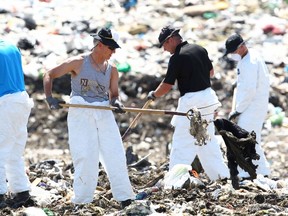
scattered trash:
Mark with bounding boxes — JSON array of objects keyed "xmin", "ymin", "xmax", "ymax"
[
  {"xmin": 20, "ymin": 207, "xmax": 47, "ymax": 216},
  {"xmin": 253, "ymin": 174, "xmax": 278, "ymax": 191},
  {"xmin": 117, "ymin": 62, "xmax": 131, "ymax": 73},
  {"xmin": 268, "ymin": 107, "xmax": 286, "ymax": 126},
  {"xmin": 135, "ymin": 187, "xmax": 159, "ymax": 200},
  {"xmin": 163, "ymin": 164, "xmax": 205, "ymax": 189},
  {"xmin": 1, "ymin": 0, "xmax": 287, "ymax": 215},
  {"xmin": 214, "ymin": 118, "xmax": 259, "ymax": 189},
  {"xmin": 189, "ymin": 108, "xmax": 210, "ymax": 146}
]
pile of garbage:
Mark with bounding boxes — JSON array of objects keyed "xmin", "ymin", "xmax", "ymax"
[
  {"xmin": 3, "ymin": 156, "xmax": 288, "ymax": 215},
  {"xmin": 1, "ymin": 0, "xmax": 288, "ymax": 215}
]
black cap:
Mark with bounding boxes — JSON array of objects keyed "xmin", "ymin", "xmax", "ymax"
[
  {"xmin": 158, "ymin": 26, "xmax": 180, "ymax": 48},
  {"xmin": 90, "ymin": 28, "xmax": 120, "ymax": 49},
  {"xmin": 224, "ymin": 33, "xmax": 246, "ymax": 56}
]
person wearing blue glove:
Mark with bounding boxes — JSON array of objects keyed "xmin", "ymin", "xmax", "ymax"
[
  {"xmin": 43, "ymin": 27, "xmax": 134, "ymax": 208},
  {"xmin": 0, "ymin": 39, "xmax": 34, "ymax": 208},
  {"xmin": 147, "ymin": 25, "xmax": 229, "ymax": 182},
  {"xmin": 224, "ymin": 33, "xmax": 271, "ymax": 178},
  {"xmin": 110, "ymin": 97, "xmax": 125, "ymax": 113},
  {"xmin": 45, "ymin": 95, "xmax": 64, "ymax": 110}
]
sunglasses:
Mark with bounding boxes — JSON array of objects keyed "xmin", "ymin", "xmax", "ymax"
[{"xmin": 108, "ymin": 46, "xmax": 116, "ymax": 51}]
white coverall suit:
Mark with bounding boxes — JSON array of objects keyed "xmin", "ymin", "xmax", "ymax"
[
  {"xmin": 0, "ymin": 92, "xmax": 34, "ymax": 194},
  {"xmin": 234, "ymin": 49, "xmax": 271, "ymax": 177},
  {"xmin": 170, "ymin": 87, "xmax": 229, "ymax": 181},
  {"xmin": 68, "ymin": 96, "xmax": 135, "ymax": 204}
]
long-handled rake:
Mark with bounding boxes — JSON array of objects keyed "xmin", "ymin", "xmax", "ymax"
[{"xmin": 60, "ymin": 103, "xmax": 213, "ymax": 145}]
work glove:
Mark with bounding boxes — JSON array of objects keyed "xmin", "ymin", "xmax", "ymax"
[
  {"xmin": 46, "ymin": 96, "xmax": 65, "ymax": 110},
  {"xmin": 111, "ymin": 98, "xmax": 126, "ymax": 114},
  {"xmin": 147, "ymin": 91, "xmax": 156, "ymax": 101},
  {"xmin": 228, "ymin": 111, "xmax": 241, "ymax": 121}
]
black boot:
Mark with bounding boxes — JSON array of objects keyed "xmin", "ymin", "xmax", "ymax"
[
  {"xmin": 0, "ymin": 194, "xmax": 7, "ymax": 208},
  {"xmin": 120, "ymin": 199, "xmax": 132, "ymax": 209},
  {"xmin": 8, "ymin": 191, "xmax": 31, "ymax": 209}
]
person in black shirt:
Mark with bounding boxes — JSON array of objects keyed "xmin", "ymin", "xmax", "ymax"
[{"xmin": 147, "ymin": 26, "xmax": 229, "ymax": 181}]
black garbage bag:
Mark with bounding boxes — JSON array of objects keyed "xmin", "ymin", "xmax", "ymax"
[{"xmin": 214, "ymin": 118, "xmax": 260, "ymax": 189}]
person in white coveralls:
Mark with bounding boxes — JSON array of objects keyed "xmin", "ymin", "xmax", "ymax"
[
  {"xmin": 147, "ymin": 25, "xmax": 230, "ymax": 181},
  {"xmin": 224, "ymin": 33, "xmax": 271, "ymax": 178}
]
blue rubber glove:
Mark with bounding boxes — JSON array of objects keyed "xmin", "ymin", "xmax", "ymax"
[
  {"xmin": 46, "ymin": 96, "xmax": 65, "ymax": 110},
  {"xmin": 111, "ymin": 98, "xmax": 126, "ymax": 114}
]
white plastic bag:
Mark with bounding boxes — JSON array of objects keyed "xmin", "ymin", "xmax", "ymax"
[{"xmin": 164, "ymin": 164, "xmax": 192, "ymax": 189}]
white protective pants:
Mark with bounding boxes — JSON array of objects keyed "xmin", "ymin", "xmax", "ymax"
[
  {"xmin": 68, "ymin": 97, "xmax": 135, "ymax": 204},
  {"xmin": 0, "ymin": 91, "xmax": 33, "ymax": 194},
  {"xmin": 235, "ymin": 49, "xmax": 271, "ymax": 177},
  {"xmin": 237, "ymin": 106, "xmax": 270, "ymax": 177},
  {"xmin": 170, "ymin": 88, "xmax": 229, "ymax": 181}
]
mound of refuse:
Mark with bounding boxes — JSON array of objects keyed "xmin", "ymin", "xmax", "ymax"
[{"xmin": 1, "ymin": 0, "xmax": 288, "ymax": 215}]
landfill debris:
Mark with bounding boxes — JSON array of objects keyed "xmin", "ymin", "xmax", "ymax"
[
  {"xmin": 189, "ymin": 107, "xmax": 210, "ymax": 145},
  {"xmin": 163, "ymin": 164, "xmax": 205, "ymax": 190},
  {"xmin": 1, "ymin": 0, "xmax": 288, "ymax": 215},
  {"xmin": 214, "ymin": 118, "xmax": 260, "ymax": 189},
  {"xmin": 268, "ymin": 106, "xmax": 286, "ymax": 126},
  {"xmin": 20, "ymin": 207, "xmax": 48, "ymax": 216},
  {"xmin": 135, "ymin": 187, "xmax": 159, "ymax": 200}
]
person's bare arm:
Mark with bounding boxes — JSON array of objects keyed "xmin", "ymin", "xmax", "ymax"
[
  {"xmin": 154, "ymin": 82, "xmax": 173, "ymax": 97},
  {"xmin": 210, "ymin": 68, "xmax": 214, "ymax": 78},
  {"xmin": 43, "ymin": 56, "xmax": 83, "ymax": 97},
  {"xmin": 109, "ymin": 66, "xmax": 126, "ymax": 113},
  {"xmin": 109, "ymin": 66, "xmax": 120, "ymax": 100}
]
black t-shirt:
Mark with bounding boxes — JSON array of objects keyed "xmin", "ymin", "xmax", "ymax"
[{"xmin": 163, "ymin": 41, "xmax": 213, "ymax": 96}]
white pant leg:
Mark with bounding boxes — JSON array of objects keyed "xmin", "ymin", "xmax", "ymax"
[
  {"xmin": 6, "ymin": 105, "xmax": 31, "ymax": 194},
  {"xmin": 170, "ymin": 110, "xmax": 229, "ymax": 181},
  {"xmin": 0, "ymin": 103, "xmax": 12, "ymax": 194},
  {"xmin": 253, "ymin": 144, "xmax": 270, "ymax": 176},
  {"xmin": 237, "ymin": 111, "xmax": 270, "ymax": 176},
  {"xmin": 169, "ymin": 118, "xmax": 197, "ymax": 171},
  {"xmin": 197, "ymin": 119, "xmax": 229, "ymax": 181},
  {"xmin": 68, "ymin": 108, "xmax": 100, "ymax": 204},
  {"xmin": 98, "ymin": 113, "xmax": 135, "ymax": 201},
  {"xmin": 0, "ymin": 93, "xmax": 32, "ymax": 194}
]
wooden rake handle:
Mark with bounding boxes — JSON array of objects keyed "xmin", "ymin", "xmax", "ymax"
[
  {"xmin": 128, "ymin": 99, "xmax": 153, "ymax": 129},
  {"xmin": 121, "ymin": 99, "xmax": 153, "ymax": 141},
  {"xmin": 59, "ymin": 103, "xmax": 188, "ymax": 116}
]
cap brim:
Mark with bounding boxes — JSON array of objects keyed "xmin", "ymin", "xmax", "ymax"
[
  {"xmin": 223, "ymin": 38, "xmax": 250, "ymax": 57},
  {"xmin": 101, "ymin": 38, "xmax": 120, "ymax": 49},
  {"xmin": 158, "ymin": 29, "xmax": 180, "ymax": 48},
  {"xmin": 158, "ymin": 42, "xmax": 165, "ymax": 48},
  {"xmin": 90, "ymin": 34, "xmax": 120, "ymax": 49}
]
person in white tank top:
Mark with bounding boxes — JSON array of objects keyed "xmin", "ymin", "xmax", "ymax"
[{"xmin": 43, "ymin": 27, "xmax": 135, "ymax": 208}]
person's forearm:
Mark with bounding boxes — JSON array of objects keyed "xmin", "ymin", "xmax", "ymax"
[
  {"xmin": 43, "ymin": 73, "xmax": 53, "ymax": 97},
  {"xmin": 210, "ymin": 68, "xmax": 214, "ymax": 78},
  {"xmin": 154, "ymin": 82, "xmax": 172, "ymax": 97}
]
